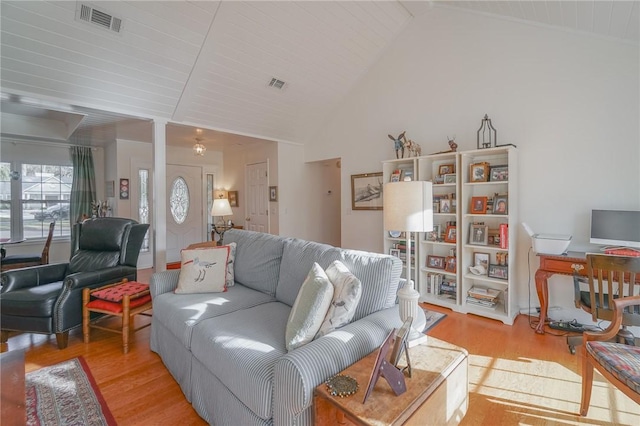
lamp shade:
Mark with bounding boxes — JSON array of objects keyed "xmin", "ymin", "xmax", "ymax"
[
  {"xmin": 383, "ymin": 181, "xmax": 433, "ymax": 232},
  {"xmin": 211, "ymin": 198, "xmax": 232, "ymax": 217}
]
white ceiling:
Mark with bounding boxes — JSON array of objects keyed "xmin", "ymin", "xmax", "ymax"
[{"xmin": 1, "ymin": 1, "xmax": 637, "ymax": 150}]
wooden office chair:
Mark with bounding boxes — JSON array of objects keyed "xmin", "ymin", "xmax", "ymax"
[
  {"xmin": 580, "ymin": 294, "xmax": 640, "ymax": 415},
  {"xmin": 1, "ymin": 222, "xmax": 55, "ymax": 272},
  {"xmin": 568, "ymin": 254, "xmax": 640, "ymax": 354}
]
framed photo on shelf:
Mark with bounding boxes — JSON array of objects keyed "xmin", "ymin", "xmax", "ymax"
[
  {"xmin": 488, "ymin": 229, "xmax": 501, "ymax": 246},
  {"xmin": 488, "ymin": 264, "xmax": 508, "ymax": 280},
  {"xmin": 390, "ymin": 170, "xmax": 402, "ymax": 182},
  {"xmin": 389, "ymin": 248, "xmax": 401, "ymax": 258},
  {"xmin": 444, "ymin": 225, "xmax": 457, "ymax": 243},
  {"xmin": 489, "ymin": 165, "xmax": 508, "ymax": 182},
  {"xmin": 438, "ymin": 164, "xmax": 455, "ymax": 175},
  {"xmin": 492, "ymin": 195, "xmax": 508, "ymax": 215},
  {"xmin": 469, "ymin": 162, "xmax": 490, "ymax": 182},
  {"xmin": 445, "ymin": 256, "xmax": 457, "ymax": 273},
  {"xmin": 427, "ymin": 255, "xmax": 446, "ymax": 270},
  {"xmin": 440, "ymin": 199, "xmax": 452, "ymax": 214},
  {"xmin": 469, "ymin": 223, "xmax": 489, "ymax": 245},
  {"xmin": 351, "ymin": 172, "xmax": 383, "ymax": 210},
  {"xmin": 470, "ymin": 196, "xmax": 488, "ymax": 214},
  {"xmin": 426, "ymin": 224, "xmax": 441, "ymax": 241},
  {"xmin": 473, "ymin": 252, "xmax": 490, "ymax": 270},
  {"xmin": 443, "ymin": 174, "xmax": 456, "ymax": 184}
]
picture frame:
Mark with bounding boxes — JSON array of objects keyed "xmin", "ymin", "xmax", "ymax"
[
  {"xmin": 390, "ymin": 170, "xmax": 402, "ymax": 182},
  {"xmin": 473, "ymin": 252, "xmax": 490, "ymax": 270},
  {"xmin": 469, "ymin": 223, "xmax": 489, "ymax": 245},
  {"xmin": 426, "ymin": 224, "xmax": 441, "ymax": 242},
  {"xmin": 443, "ymin": 173, "xmax": 456, "ymax": 184},
  {"xmin": 445, "ymin": 256, "xmax": 457, "ymax": 273},
  {"xmin": 438, "ymin": 164, "xmax": 455, "ymax": 175},
  {"xmin": 228, "ymin": 190, "xmax": 239, "ymax": 207},
  {"xmin": 488, "ymin": 264, "xmax": 508, "ymax": 280},
  {"xmin": 488, "ymin": 229, "xmax": 501, "ymax": 246},
  {"xmin": 351, "ymin": 172, "xmax": 383, "ymax": 210},
  {"xmin": 427, "ymin": 255, "xmax": 446, "ymax": 269},
  {"xmin": 489, "ymin": 165, "xmax": 508, "ymax": 182},
  {"xmin": 440, "ymin": 199, "xmax": 452, "ymax": 214},
  {"xmin": 390, "ymin": 316, "xmax": 413, "ymax": 367},
  {"xmin": 119, "ymin": 178, "xmax": 129, "ymax": 200},
  {"xmin": 444, "ymin": 225, "xmax": 457, "ymax": 243},
  {"xmin": 105, "ymin": 180, "xmax": 115, "ymax": 198},
  {"xmin": 492, "ymin": 195, "xmax": 508, "ymax": 214},
  {"xmin": 470, "ymin": 196, "xmax": 487, "ymax": 214},
  {"xmin": 469, "ymin": 162, "xmax": 490, "ymax": 182},
  {"xmin": 269, "ymin": 186, "xmax": 278, "ymax": 202},
  {"xmin": 389, "ymin": 248, "xmax": 401, "ymax": 258}
]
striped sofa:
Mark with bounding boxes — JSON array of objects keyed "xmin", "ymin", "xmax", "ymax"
[{"xmin": 149, "ymin": 229, "xmax": 404, "ymax": 426}]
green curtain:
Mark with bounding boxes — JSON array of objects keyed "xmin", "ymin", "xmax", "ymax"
[{"xmin": 70, "ymin": 146, "xmax": 96, "ymax": 226}]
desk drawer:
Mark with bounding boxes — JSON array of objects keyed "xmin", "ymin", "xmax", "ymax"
[{"xmin": 539, "ymin": 258, "xmax": 587, "ymax": 276}]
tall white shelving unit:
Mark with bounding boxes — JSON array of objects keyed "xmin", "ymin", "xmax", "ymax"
[{"xmin": 383, "ymin": 146, "xmax": 518, "ymax": 325}]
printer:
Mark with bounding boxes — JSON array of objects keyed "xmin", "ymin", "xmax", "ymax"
[{"xmin": 522, "ymin": 223, "xmax": 572, "ymax": 255}]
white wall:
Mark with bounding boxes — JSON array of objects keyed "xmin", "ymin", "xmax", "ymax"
[
  {"xmin": 305, "ymin": 158, "xmax": 341, "ymax": 246},
  {"xmin": 304, "ymin": 7, "xmax": 640, "ymax": 322}
]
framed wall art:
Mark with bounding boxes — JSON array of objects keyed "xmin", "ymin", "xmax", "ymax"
[
  {"xmin": 351, "ymin": 172, "xmax": 383, "ymax": 210},
  {"xmin": 269, "ymin": 186, "xmax": 278, "ymax": 202},
  {"xmin": 228, "ymin": 190, "xmax": 239, "ymax": 207}
]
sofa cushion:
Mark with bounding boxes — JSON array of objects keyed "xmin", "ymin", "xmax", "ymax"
[
  {"xmin": 316, "ymin": 260, "xmax": 362, "ymax": 338},
  {"xmin": 223, "ymin": 229, "xmax": 285, "ymax": 296},
  {"xmin": 225, "ymin": 242, "xmax": 237, "ymax": 287},
  {"xmin": 176, "ymin": 246, "xmax": 230, "ymax": 294},
  {"xmin": 335, "ymin": 249, "xmax": 402, "ymax": 321},
  {"xmin": 152, "ymin": 284, "xmax": 275, "ymax": 349},
  {"xmin": 285, "ymin": 263, "xmax": 334, "ymax": 351},
  {"xmin": 190, "ymin": 302, "xmax": 291, "ymax": 420},
  {"xmin": 276, "ymin": 238, "xmax": 339, "ymax": 306}
]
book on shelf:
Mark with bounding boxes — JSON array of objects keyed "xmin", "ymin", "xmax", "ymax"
[
  {"xmin": 468, "ymin": 286, "xmax": 500, "ymax": 301},
  {"xmin": 499, "ymin": 223, "xmax": 508, "ymax": 249},
  {"xmin": 390, "ymin": 169, "xmax": 401, "ymax": 182}
]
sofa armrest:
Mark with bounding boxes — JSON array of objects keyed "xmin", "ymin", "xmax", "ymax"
[
  {"xmin": 149, "ymin": 270, "xmax": 181, "ymax": 298},
  {"xmin": 273, "ymin": 306, "xmax": 402, "ymax": 425},
  {"xmin": 1, "ymin": 263, "xmax": 69, "ymax": 293}
]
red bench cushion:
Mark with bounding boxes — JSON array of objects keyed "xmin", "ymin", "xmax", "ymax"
[
  {"xmin": 86, "ymin": 294, "xmax": 152, "ymax": 313},
  {"xmin": 91, "ymin": 282, "xmax": 149, "ymax": 302}
]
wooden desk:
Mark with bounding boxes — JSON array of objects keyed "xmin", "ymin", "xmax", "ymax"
[
  {"xmin": 314, "ymin": 337, "xmax": 468, "ymax": 426},
  {"xmin": 534, "ymin": 251, "xmax": 587, "ymax": 334}
]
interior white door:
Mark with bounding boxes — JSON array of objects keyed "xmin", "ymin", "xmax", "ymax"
[
  {"xmin": 166, "ymin": 164, "xmax": 203, "ymax": 262},
  {"xmin": 245, "ymin": 162, "xmax": 269, "ymax": 233}
]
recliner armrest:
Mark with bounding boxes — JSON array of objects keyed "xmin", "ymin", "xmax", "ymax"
[
  {"xmin": 63, "ymin": 266, "xmax": 138, "ymax": 290},
  {"xmin": 1, "ymin": 263, "xmax": 69, "ymax": 293}
]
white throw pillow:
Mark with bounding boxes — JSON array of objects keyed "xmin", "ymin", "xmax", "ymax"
[
  {"xmin": 285, "ymin": 263, "xmax": 334, "ymax": 351},
  {"xmin": 316, "ymin": 260, "xmax": 363, "ymax": 338},
  {"xmin": 225, "ymin": 242, "xmax": 237, "ymax": 287},
  {"xmin": 176, "ymin": 246, "xmax": 230, "ymax": 294}
]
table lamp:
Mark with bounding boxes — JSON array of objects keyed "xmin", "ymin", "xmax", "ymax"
[
  {"xmin": 383, "ymin": 180, "xmax": 433, "ymax": 346},
  {"xmin": 211, "ymin": 196, "xmax": 233, "ymax": 245}
]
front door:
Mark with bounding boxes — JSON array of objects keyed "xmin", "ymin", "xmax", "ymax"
[
  {"xmin": 245, "ymin": 162, "xmax": 269, "ymax": 233},
  {"xmin": 166, "ymin": 164, "xmax": 203, "ymax": 262}
]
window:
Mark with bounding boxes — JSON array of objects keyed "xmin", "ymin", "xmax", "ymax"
[
  {"xmin": 170, "ymin": 177, "xmax": 189, "ymax": 224},
  {"xmin": 0, "ymin": 161, "xmax": 73, "ymax": 241},
  {"xmin": 139, "ymin": 168, "xmax": 150, "ymax": 252}
]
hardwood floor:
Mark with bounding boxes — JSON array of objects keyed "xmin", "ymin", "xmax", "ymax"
[{"xmin": 4, "ymin": 268, "xmax": 638, "ymax": 425}]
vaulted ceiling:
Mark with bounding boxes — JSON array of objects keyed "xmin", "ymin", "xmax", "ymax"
[{"xmin": 1, "ymin": 1, "xmax": 638, "ymax": 149}]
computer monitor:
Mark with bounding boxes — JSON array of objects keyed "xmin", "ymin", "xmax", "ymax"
[{"xmin": 590, "ymin": 209, "xmax": 640, "ymax": 249}]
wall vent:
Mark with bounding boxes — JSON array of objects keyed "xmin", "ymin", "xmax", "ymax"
[
  {"xmin": 76, "ymin": 3, "xmax": 123, "ymax": 34},
  {"xmin": 268, "ymin": 78, "xmax": 286, "ymax": 90}
]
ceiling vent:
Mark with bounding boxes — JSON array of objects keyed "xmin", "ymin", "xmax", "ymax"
[
  {"xmin": 76, "ymin": 3, "xmax": 123, "ymax": 33},
  {"xmin": 268, "ymin": 78, "xmax": 286, "ymax": 90}
]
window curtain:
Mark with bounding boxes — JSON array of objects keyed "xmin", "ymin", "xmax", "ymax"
[{"xmin": 70, "ymin": 146, "xmax": 96, "ymax": 226}]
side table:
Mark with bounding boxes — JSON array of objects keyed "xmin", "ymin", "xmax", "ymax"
[{"xmin": 314, "ymin": 337, "xmax": 468, "ymax": 426}]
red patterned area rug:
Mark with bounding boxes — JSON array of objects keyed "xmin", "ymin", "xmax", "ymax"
[{"xmin": 26, "ymin": 357, "xmax": 116, "ymax": 426}]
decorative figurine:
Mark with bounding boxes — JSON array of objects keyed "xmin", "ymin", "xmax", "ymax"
[
  {"xmin": 388, "ymin": 131, "xmax": 406, "ymax": 159},
  {"xmin": 405, "ymin": 139, "xmax": 422, "ymax": 157},
  {"xmin": 429, "ymin": 136, "xmax": 458, "ymax": 155}
]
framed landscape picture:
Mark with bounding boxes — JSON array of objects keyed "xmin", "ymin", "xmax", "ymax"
[{"xmin": 351, "ymin": 172, "xmax": 383, "ymax": 210}]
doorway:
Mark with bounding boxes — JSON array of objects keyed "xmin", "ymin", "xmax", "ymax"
[
  {"xmin": 166, "ymin": 164, "xmax": 203, "ymax": 262},
  {"xmin": 306, "ymin": 158, "xmax": 341, "ymax": 247},
  {"xmin": 245, "ymin": 162, "xmax": 269, "ymax": 233}
]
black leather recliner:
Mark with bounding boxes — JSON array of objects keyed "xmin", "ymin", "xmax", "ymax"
[{"xmin": 0, "ymin": 217, "xmax": 149, "ymax": 349}]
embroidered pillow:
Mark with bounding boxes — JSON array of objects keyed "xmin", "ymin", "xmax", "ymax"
[
  {"xmin": 316, "ymin": 260, "xmax": 363, "ymax": 338},
  {"xmin": 285, "ymin": 263, "xmax": 334, "ymax": 351},
  {"xmin": 176, "ymin": 246, "xmax": 230, "ymax": 294}
]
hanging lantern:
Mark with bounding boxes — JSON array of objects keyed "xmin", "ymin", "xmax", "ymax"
[{"xmin": 477, "ymin": 114, "xmax": 496, "ymax": 149}]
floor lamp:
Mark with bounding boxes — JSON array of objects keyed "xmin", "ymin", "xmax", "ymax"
[{"xmin": 383, "ymin": 181, "xmax": 433, "ymax": 347}]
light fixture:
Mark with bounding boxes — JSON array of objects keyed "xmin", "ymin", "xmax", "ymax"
[
  {"xmin": 477, "ymin": 114, "xmax": 496, "ymax": 149},
  {"xmin": 383, "ymin": 181, "xmax": 433, "ymax": 347},
  {"xmin": 211, "ymin": 192, "xmax": 233, "ymax": 245},
  {"xmin": 193, "ymin": 137, "xmax": 206, "ymax": 156}
]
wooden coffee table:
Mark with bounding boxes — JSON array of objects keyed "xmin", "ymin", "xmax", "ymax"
[{"xmin": 314, "ymin": 337, "xmax": 468, "ymax": 426}]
